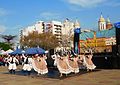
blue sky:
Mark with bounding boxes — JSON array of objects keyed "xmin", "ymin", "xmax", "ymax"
[{"xmin": 0, "ymin": 0, "xmax": 120, "ymax": 35}]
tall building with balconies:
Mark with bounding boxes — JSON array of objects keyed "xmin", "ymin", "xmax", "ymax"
[
  {"xmin": 22, "ymin": 21, "xmax": 45, "ymax": 36},
  {"xmin": 46, "ymin": 21, "xmax": 62, "ymax": 43},
  {"xmin": 62, "ymin": 19, "xmax": 74, "ymax": 36},
  {"xmin": 34, "ymin": 21, "xmax": 45, "ymax": 33},
  {"xmin": 22, "ymin": 25, "xmax": 35, "ymax": 36},
  {"xmin": 52, "ymin": 21, "xmax": 62, "ymax": 43}
]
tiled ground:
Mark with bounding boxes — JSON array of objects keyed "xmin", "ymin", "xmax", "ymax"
[{"xmin": 0, "ymin": 66, "xmax": 120, "ymax": 85}]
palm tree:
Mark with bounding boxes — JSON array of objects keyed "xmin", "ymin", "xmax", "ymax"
[{"xmin": 1, "ymin": 35, "xmax": 16, "ymax": 44}]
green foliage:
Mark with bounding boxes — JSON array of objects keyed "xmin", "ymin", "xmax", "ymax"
[
  {"xmin": 0, "ymin": 42, "xmax": 12, "ymax": 51},
  {"xmin": 0, "ymin": 34, "xmax": 16, "ymax": 50}
]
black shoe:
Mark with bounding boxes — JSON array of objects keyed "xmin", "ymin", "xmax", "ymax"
[
  {"xmin": 9, "ymin": 70, "xmax": 12, "ymax": 74},
  {"xmin": 13, "ymin": 70, "xmax": 15, "ymax": 74},
  {"xmin": 28, "ymin": 71, "xmax": 31, "ymax": 76}
]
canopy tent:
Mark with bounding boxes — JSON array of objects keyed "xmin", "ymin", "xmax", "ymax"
[
  {"xmin": 4, "ymin": 49, "xmax": 13, "ymax": 55},
  {"xmin": 0, "ymin": 50, "xmax": 5, "ymax": 55},
  {"xmin": 10, "ymin": 49, "xmax": 25, "ymax": 55},
  {"xmin": 25, "ymin": 47, "xmax": 45, "ymax": 55}
]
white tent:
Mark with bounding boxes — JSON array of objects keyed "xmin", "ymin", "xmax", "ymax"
[
  {"xmin": 0, "ymin": 50, "xmax": 5, "ymax": 55},
  {"xmin": 2, "ymin": 49, "xmax": 13, "ymax": 55}
]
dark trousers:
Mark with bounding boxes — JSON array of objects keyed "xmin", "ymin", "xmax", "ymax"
[{"xmin": 9, "ymin": 69, "xmax": 15, "ymax": 74}]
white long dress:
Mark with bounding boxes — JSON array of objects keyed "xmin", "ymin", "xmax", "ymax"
[
  {"xmin": 68, "ymin": 57, "xmax": 79, "ymax": 73},
  {"xmin": 32, "ymin": 56, "xmax": 48, "ymax": 75},
  {"xmin": 8, "ymin": 57, "xmax": 18, "ymax": 70},
  {"xmin": 22, "ymin": 57, "xmax": 33, "ymax": 71},
  {"xmin": 83, "ymin": 55, "xmax": 96, "ymax": 70},
  {"xmin": 57, "ymin": 56, "xmax": 71, "ymax": 74}
]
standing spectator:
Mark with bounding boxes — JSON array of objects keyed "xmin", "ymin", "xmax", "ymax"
[{"xmin": 0, "ymin": 56, "xmax": 4, "ymax": 66}]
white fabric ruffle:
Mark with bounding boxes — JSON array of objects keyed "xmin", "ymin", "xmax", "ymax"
[
  {"xmin": 22, "ymin": 64, "xmax": 32, "ymax": 71},
  {"xmin": 8, "ymin": 63, "xmax": 17, "ymax": 70}
]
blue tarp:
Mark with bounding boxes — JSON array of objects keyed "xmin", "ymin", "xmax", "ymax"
[
  {"xmin": 96, "ymin": 28, "xmax": 115, "ymax": 38},
  {"xmin": 80, "ymin": 31, "xmax": 94, "ymax": 40},
  {"xmin": 25, "ymin": 47, "xmax": 45, "ymax": 55},
  {"xmin": 80, "ymin": 27, "xmax": 115, "ymax": 40},
  {"xmin": 10, "ymin": 49, "xmax": 25, "ymax": 55}
]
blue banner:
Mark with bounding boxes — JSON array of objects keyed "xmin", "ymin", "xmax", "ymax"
[
  {"xmin": 74, "ymin": 28, "xmax": 81, "ymax": 34},
  {"xmin": 114, "ymin": 22, "xmax": 120, "ymax": 28}
]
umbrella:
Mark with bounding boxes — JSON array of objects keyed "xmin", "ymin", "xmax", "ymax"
[
  {"xmin": 10, "ymin": 49, "xmax": 25, "ymax": 55},
  {"xmin": 25, "ymin": 47, "xmax": 45, "ymax": 55}
]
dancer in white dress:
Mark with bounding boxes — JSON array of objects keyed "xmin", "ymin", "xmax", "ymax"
[
  {"xmin": 52, "ymin": 53, "xmax": 71, "ymax": 77},
  {"xmin": 68, "ymin": 55, "xmax": 79, "ymax": 74},
  {"xmin": 78, "ymin": 55, "xmax": 86, "ymax": 69},
  {"xmin": 22, "ymin": 55, "xmax": 33, "ymax": 75},
  {"xmin": 7, "ymin": 55, "xmax": 19, "ymax": 74},
  {"xmin": 81, "ymin": 49, "xmax": 96, "ymax": 71},
  {"xmin": 84, "ymin": 54, "xmax": 96, "ymax": 71},
  {"xmin": 32, "ymin": 54, "xmax": 48, "ymax": 75}
]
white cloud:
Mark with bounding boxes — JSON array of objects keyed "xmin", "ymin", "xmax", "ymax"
[
  {"xmin": 0, "ymin": 8, "xmax": 7, "ymax": 16},
  {"xmin": 40, "ymin": 12, "xmax": 62, "ymax": 20},
  {"xmin": 64, "ymin": 0, "xmax": 106, "ymax": 8},
  {"xmin": 0, "ymin": 25, "xmax": 6, "ymax": 33},
  {"xmin": 104, "ymin": 1, "xmax": 120, "ymax": 7},
  {"xmin": 62, "ymin": 0, "xmax": 120, "ymax": 9},
  {"xmin": 41, "ymin": 12, "xmax": 58, "ymax": 17}
]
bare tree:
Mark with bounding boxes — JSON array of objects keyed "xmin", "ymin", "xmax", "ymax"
[{"xmin": 20, "ymin": 31, "xmax": 59, "ymax": 50}]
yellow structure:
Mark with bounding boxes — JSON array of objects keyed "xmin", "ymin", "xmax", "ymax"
[{"xmin": 79, "ymin": 31, "xmax": 112, "ymax": 53}]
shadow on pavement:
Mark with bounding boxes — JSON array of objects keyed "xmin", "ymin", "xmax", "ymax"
[{"xmin": 4, "ymin": 68, "xmax": 101, "ymax": 80}]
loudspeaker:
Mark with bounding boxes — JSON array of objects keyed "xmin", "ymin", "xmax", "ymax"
[
  {"xmin": 74, "ymin": 28, "xmax": 81, "ymax": 54},
  {"xmin": 74, "ymin": 33, "xmax": 79, "ymax": 42},
  {"xmin": 112, "ymin": 45, "xmax": 117, "ymax": 55}
]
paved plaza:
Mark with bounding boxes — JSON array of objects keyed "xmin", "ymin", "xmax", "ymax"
[{"xmin": 0, "ymin": 66, "xmax": 120, "ymax": 85}]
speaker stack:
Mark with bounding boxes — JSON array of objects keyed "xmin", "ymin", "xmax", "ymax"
[
  {"xmin": 74, "ymin": 28, "xmax": 81, "ymax": 54},
  {"xmin": 114, "ymin": 22, "xmax": 120, "ymax": 68}
]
